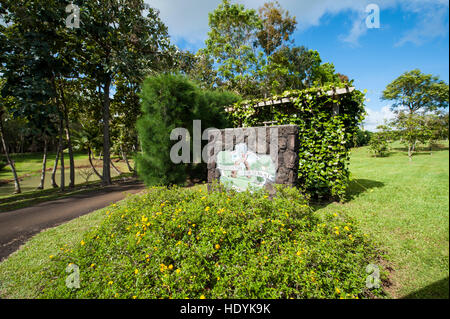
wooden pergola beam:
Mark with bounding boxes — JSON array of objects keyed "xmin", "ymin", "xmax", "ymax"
[{"xmin": 225, "ymin": 87, "xmax": 355, "ymax": 113}]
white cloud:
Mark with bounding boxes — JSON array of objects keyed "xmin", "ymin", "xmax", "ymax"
[
  {"xmin": 363, "ymin": 106, "xmax": 396, "ymax": 132},
  {"xmin": 395, "ymin": 3, "xmax": 449, "ymax": 46},
  {"xmin": 146, "ymin": 0, "xmax": 448, "ymax": 48}
]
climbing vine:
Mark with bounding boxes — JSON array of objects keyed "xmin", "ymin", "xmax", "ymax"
[{"xmin": 228, "ymin": 85, "xmax": 366, "ymax": 200}]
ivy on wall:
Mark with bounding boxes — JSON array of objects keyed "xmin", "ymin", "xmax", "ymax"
[{"xmin": 228, "ymin": 85, "xmax": 366, "ymax": 200}]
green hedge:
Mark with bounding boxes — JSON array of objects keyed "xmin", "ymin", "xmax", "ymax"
[
  {"xmin": 229, "ymin": 86, "xmax": 366, "ymax": 200},
  {"xmin": 39, "ymin": 185, "xmax": 383, "ymax": 299}
]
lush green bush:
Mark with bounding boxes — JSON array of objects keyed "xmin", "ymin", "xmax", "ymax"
[
  {"xmin": 368, "ymin": 133, "xmax": 390, "ymax": 157},
  {"xmin": 229, "ymin": 86, "xmax": 366, "ymax": 200},
  {"xmin": 136, "ymin": 74, "xmax": 239, "ymax": 187},
  {"xmin": 40, "ymin": 186, "xmax": 384, "ymax": 299}
]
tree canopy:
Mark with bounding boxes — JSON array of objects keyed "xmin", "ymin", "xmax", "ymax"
[{"xmin": 382, "ymin": 69, "xmax": 449, "ymax": 114}]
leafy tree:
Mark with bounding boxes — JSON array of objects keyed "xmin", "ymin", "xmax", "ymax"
[
  {"xmin": 205, "ymin": 0, "xmax": 262, "ymax": 97},
  {"xmin": 1, "ymin": 0, "xmax": 77, "ymax": 190},
  {"xmin": 262, "ymin": 47, "xmax": 317, "ymax": 95},
  {"xmin": 382, "ymin": 69, "xmax": 449, "ymax": 114},
  {"xmin": 368, "ymin": 125, "xmax": 391, "ymax": 157},
  {"xmin": 73, "ymin": 0, "xmax": 170, "ymax": 185},
  {"xmin": 256, "ymin": 1, "xmax": 296, "ymax": 56},
  {"xmin": 174, "ymin": 49, "xmax": 219, "ymax": 90},
  {"xmin": 392, "ymin": 112, "xmax": 432, "ymax": 160}
]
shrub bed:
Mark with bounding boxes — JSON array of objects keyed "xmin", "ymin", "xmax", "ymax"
[{"xmin": 40, "ymin": 186, "xmax": 384, "ymax": 299}]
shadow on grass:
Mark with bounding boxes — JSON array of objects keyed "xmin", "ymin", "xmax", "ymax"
[
  {"xmin": 402, "ymin": 277, "xmax": 449, "ymax": 299},
  {"xmin": 346, "ymin": 178, "xmax": 385, "ymax": 201},
  {"xmin": 311, "ymin": 178, "xmax": 385, "ymax": 209}
]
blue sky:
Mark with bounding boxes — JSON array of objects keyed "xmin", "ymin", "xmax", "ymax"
[{"xmin": 146, "ymin": 0, "xmax": 449, "ymax": 131}]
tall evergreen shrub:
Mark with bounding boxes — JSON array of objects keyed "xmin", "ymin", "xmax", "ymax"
[{"xmin": 136, "ymin": 74, "xmax": 239, "ymax": 186}]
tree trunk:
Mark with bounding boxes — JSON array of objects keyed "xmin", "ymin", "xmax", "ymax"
[
  {"xmin": 88, "ymin": 147, "xmax": 103, "ymax": 180},
  {"xmin": 51, "ymin": 142, "xmax": 60, "ymax": 188},
  {"xmin": 58, "ymin": 84, "xmax": 75, "ymax": 188},
  {"xmin": 408, "ymin": 145, "xmax": 413, "ymax": 161},
  {"xmin": 0, "ymin": 114, "xmax": 21, "ymax": 194},
  {"xmin": 59, "ymin": 115, "xmax": 65, "ymax": 191},
  {"xmin": 37, "ymin": 136, "xmax": 48, "ymax": 190},
  {"xmin": 110, "ymin": 159, "xmax": 122, "ymax": 175},
  {"xmin": 121, "ymin": 145, "xmax": 134, "ymax": 173},
  {"xmin": 102, "ymin": 76, "xmax": 112, "ymax": 185}
]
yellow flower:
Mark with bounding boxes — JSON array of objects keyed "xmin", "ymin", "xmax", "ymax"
[
  {"xmin": 176, "ymin": 269, "xmax": 181, "ymax": 274},
  {"xmin": 205, "ymin": 206, "xmax": 210, "ymax": 212},
  {"xmin": 335, "ymin": 287, "xmax": 341, "ymax": 294},
  {"xmin": 49, "ymin": 255, "xmax": 54, "ymax": 259},
  {"xmin": 134, "ymin": 269, "xmax": 139, "ymax": 275},
  {"xmin": 80, "ymin": 240, "xmax": 85, "ymax": 246},
  {"xmin": 168, "ymin": 264, "xmax": 173, "ymax": 270},
  {"xmin": 132, "ymin": 296, "xmax": 137, "ymax": 299},
  {"xmin": 344, "ymin": 226, "xmax": 350, "ymax": 231},
  {"xmin": 108, "ymin": 281, "xmax": 113, "ymax": 285},
  {"xmin": 90, "ymin": 263, "xmax": 95, "ymax": 268},
  {"xmin": 296, "ymin": 251, "xmax": 302, "ymax": 256},
  {"xmin": 215, "ymin": 244, "xmax": 220, "ymax": 250},
  {"xmin": 200, "ymin": 295, "xmax": 206, "ymax": 299},
  {"xmin": 335, "ymin": 230, "xmax": 340, "ymax": 235}
]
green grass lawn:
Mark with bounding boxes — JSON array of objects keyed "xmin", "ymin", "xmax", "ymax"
[
  {"xmin": 315, "ymin": 141, "xmax": 449, "ymax": 298},
  {"xmin": 0, "ymin": 152, "xmax": 88, "ymax": 180}
]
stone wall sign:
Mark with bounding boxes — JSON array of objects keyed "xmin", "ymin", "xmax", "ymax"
[{"xmin": 206, "ymin": 125, "xmax": 299, "ymax": 192}]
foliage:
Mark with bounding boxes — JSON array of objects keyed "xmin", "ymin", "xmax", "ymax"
[
  {"xmin": 205, "ymin": 0, "xmax": 262, "ymax": 97},
  {"xmin": 392, "ymin": 112, "xmax": 432, "ymax": 159},
  {"xmin": 202, "ymin": 0, "xmax": 347, "ymax": 99},
  {"xmin": 382, "ymin": 69, "xmax": 449, "ymax": 114},
  {"xmin": 353, "ymin": 128, "xmax": 373, "ymax": 147},
  {"xmin": 136, "ymin": 74, "xmax": 239, "ymax": 187},
  {"xmin": 229, "ymin": 86, "xmax": 366, "ymax": 200},
  {"xmin": 39, "ymin": 185, "xmax": 383, "ymax": 299},
  {"xmin": 368, "ymin": 133, "xmax": 389, "ymax": 157},
  {"xmin": 256, "ymin": 1, "xmax": 297, "ymax": 56}
]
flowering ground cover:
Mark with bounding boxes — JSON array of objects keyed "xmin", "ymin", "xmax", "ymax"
[{"xmin": 37, "ymin": 185, "xmax": 384, "ymax": 299}]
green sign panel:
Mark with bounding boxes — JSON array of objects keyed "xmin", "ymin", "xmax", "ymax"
[{"xmin": 216, "ymin": 143, "xmax": 276, "ymax": 192}]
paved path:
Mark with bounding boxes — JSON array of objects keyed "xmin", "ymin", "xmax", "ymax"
[{"xmin": 0, "ymin": 182, "xmax": 146, "ymax": 262}]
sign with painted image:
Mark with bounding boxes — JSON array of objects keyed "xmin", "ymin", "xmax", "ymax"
[{"xmin": 216, "ymin": 143, "xmax": 276, "ymax": 192}]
